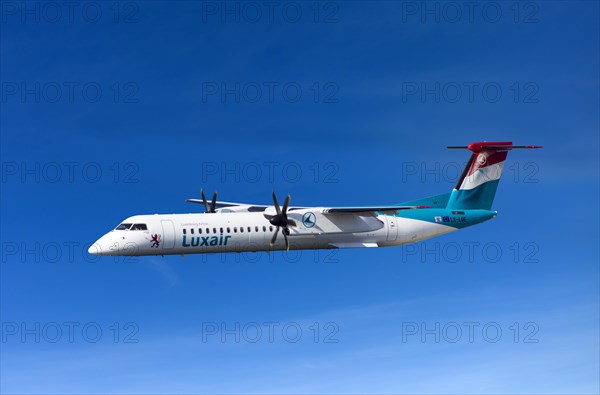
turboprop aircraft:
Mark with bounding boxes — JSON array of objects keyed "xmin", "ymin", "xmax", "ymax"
[{"xmin": 88, "ymin": 141, "xmax": 541, "ymax": 256}]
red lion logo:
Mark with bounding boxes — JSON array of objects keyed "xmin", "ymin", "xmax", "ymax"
[{"xmin": 150, "ymin": 234, "xmax": 161, "ymax": 248}]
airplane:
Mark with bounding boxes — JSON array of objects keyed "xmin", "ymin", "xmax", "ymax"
[{"xmin": 88, "ymin": 141, "xmax": 541, "ymax": 257}]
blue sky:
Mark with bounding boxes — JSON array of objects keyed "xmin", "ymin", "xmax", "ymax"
[{"xmin": 1, "ymin": 1, "xmax": 599, "ymax": 394}]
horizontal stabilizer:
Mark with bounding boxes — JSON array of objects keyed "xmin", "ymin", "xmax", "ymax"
[
  {"xmin": 448, "ymin": 142, "xmax": 542, "ymax": 152},
  {"xmin": 397, "ymin": 192, "xmax": 452, "ymax": 209}
]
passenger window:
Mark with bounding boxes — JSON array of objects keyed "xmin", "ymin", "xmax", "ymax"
[
  {"xmin": 262, "ymin": 226, "xmax": 266, "ymax": 232},
  {"xmin": 199, "ymin": 228, "xmax": 202, "ymax": 234},
  {"xmin": 213, "ymin": 228, "xmax": 217, "ymax": 234},
  {"xmin": 248, "ymin": 227, "xmax": 251, "ymax": 232},
  {"xmin": 183, "ymin": 228, "xmax": 187, "ymax": 235},
  {"xmin": 234, "ymin": 227, "xmax": 237, "ymax": 233},
  {"xmin": 269, "ymin": 226, "xmax": 273, "ymax": 232},
  {"xmin": 227, "ymin": 227, "xmax": 230, "ymax": 233},
  {"xmin": 206, "ymin": 228, "xmax": 210, "ymax": 234},
  {"xmin": 255, "ymin": 226, "xmax": 259, "ymax": 232},
  {"xmin": 220, "ymin": 227, "xmax": 223, "ymax": 234},
  {"xmin": 191, "ymin": 228, "xmax": 194, "ymax": 235}
]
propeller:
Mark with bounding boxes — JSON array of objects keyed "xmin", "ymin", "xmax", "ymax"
[
  {"xmin": 200, "ymin": 188, "xmax": 218, "ymax": 213},
  {"xmin": 264, "ymin": 191, "xmax": 296, "ymax": 250}
]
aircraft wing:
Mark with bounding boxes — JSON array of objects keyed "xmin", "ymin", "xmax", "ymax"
[
  {"xmin": 186, "ymin": 199, "xmax": 309, "ymax": 212},
  {"xmin": 185, "ymin": 199, "xmax": 245, "ymax": 208},
  {"xmin": 322, "ymin": 205, "xmax": 424, "ymax": 214},
  {"xmin": 187, "ymin": 199, "xmax": 427, "ymax": 214}
]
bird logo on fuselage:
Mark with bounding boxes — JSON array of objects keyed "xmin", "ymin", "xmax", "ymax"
[{"xmin": 302, "ymin": 212, "xmax": 316, "ymax": 228}]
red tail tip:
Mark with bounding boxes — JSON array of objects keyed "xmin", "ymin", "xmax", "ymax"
[{"xmin": 448, "ymin": 142, "xmax": 542, "ymax": 152}]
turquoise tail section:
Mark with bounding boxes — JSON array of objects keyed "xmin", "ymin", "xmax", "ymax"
[
  {"xmin": 396, "ymin": 142, "xmax": 541, "ymax": 211},
  {"xmin": 445, "ymin": 142, "xmax": 511, "ymax": 210},
  {"xmin": 446, "ymin": 179, "xmax": 501, "ymax": 210},
  {"xmin": 387, "ymin": 142, "xmax": 540, "ymax": 233}
]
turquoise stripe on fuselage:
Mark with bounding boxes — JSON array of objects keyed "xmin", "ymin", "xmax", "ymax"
[{"xmin": 380, "ymin": 208, "xmax": 497, "ymax": 229}]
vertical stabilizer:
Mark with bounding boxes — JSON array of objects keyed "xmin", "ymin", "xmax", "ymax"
[{"xmin": 446, "ymin": 142, "xmax": 541, "ymax": 210}]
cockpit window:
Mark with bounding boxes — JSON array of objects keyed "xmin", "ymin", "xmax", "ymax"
[
  {"xmin": 131, "ymin": 224, "xmax": 147, "ymax": 231},
  {"xmin": 115, "ymin": 223, "xmax": 133, "ymax": 230}
]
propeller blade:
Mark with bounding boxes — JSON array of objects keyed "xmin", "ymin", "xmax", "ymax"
[
  {"xmin": 270, "ymin": 227, "xmax": 279, "ymax": 247},
  {"xmin": 210, "ymin": 191, "xmax": 218, "ymax": 213},
  {"xmin": 287, "ymin": 219, "xmax": 297, "ymax": 227},
  {"xmin": 283, "ymin": 232, "xmax": 289, "ymax": 251},
  {"xmin": 272, "ymin": 190, "xmax": 281, "ymax": 215},
  {"xmin": 282, "ymin": 194, "xmax": 291, "ymax": 214},
  {"xmin": 200, "ymin": 188, "xmax": 210, "ymax": 213}
]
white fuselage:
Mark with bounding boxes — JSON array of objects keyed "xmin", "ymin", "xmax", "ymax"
[{"xmin": 89, "ymin": 208, "xmax": 458, "ymax": 256}]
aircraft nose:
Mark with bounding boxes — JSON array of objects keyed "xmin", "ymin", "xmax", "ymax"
[
  {"xmin": 88, "ymin": 234, "xmax": 111, "ymax": 256},
  {"xmin": 88, "ymin": 243, "xmax": 101, "ymax": 256},
  {"xmin": 87, "ymin": 233, "xmax": 140, "ymax": 256}
]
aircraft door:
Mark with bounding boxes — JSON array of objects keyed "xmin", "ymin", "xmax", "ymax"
[
  {"xmin": 160, "ymin": 220, "xmax": 176, "ymax": 249},
  {"xmin": 386, "ymin": 216, "xmax": 398, "ymax": 242}
]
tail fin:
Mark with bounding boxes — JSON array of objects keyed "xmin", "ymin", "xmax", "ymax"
[{"xmin": 446, "ymin": 142, "xmax": 541, "ymax": 210}]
